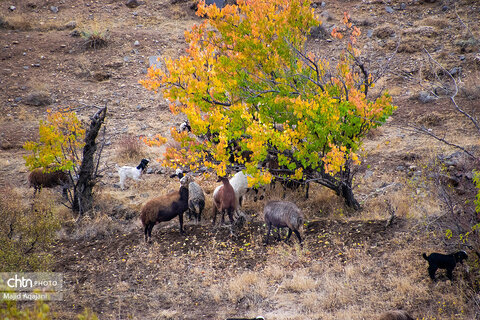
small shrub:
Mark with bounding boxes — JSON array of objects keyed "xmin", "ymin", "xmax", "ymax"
[
  {"xmin": 0, "ymin": 300, "xmax": 98, "ymax": 320},
  {"xmin": 116, "ymin": 134, "xmax": 145, "ymax": 161},
  {"xmin": 1, "ymin": 14, "xmax": 32, "ymax": 30},
  {"xmin": 0, "ymin": 299, "xmax": 53, "ymax": 319},
  {"xmin": 80, "ymin": 26, "xmax": 109, "ymax": 49},
  {"xmin": 0, "ymin": 187, "xmax": 60, "ymax": 272}
]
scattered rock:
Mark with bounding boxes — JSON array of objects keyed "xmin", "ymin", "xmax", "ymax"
[
  {"xmin": 364, "ymin": 170, "xmax": 374, "ymax": 179},
  {"xmin": 205, "ymin": 0, "xmax": 226, "ymax": 8},
  {"xmin": 311, "ymin": 1, "xmax": 325, "ymax": 8},
  {"xmin": 385, "ymin": 6, "xmax": 394, "ymax": 13},
  {"xmin": 125, "ymin": 0, "xmax": 140, "ymax": 8},
  {"xmin": 399, "ymin": 3, "xmax": 407, "ymax": 10},
  {"xmin": 134, "ymin": 40, "xmax": 140, "ymax": 46},
  {"xmin": 9, "ymin": 6, "xmax": 16, "ymax": 11},
  {"xmin": 309, "ymin": 25, "xmax": 328, "ymax": 39},
  {"xmin": 65, "ymin": 21, "xmax": 77, "ymax": 30},
  {"xmin": 70, "ymin": 30, "xmax": 81, "ymax": 37},
  {"xmin": 448, "ymin": 67, "xmax": 462, "ymax": 77},
  {"xmin": 438, "ymin": 151, "xmax": 465, "ymax": 168},
  {"xmin": 50, "ymin": 6, "xmax": 59, "ymax": 13},
  {"xmin": 146, "ymin": 165, "xmax": 166, "ymax": 174},
  {"xmin": 418, "ymin": 91, "xmax": 436, "ymax": 103},
  {"xmin": 24, "ymin": 91, "xmax": 52, "ymax": 106},
  {"xmin": 148, "ymin": 55, "xmax": 163, "ymax": 69}
]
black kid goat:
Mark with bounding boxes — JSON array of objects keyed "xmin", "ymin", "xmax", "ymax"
[{"xmin": 422, "ymin": 251, "xmax": 468, "ymax": 281}]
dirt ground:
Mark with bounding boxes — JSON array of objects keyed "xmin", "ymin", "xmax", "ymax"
[{"xmin": 1, "ymin": 0, "xmax": 480, "ymax": 319}]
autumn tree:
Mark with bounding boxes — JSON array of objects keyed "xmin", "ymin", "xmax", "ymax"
[
  {"xmin": 142, "ymin": 0, "xmax": 395, "ymax": 209},
  {"xmin": 24, "ymin": 107, "xmax": 107, "ymax": 215}
]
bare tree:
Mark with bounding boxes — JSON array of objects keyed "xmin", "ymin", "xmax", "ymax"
[{"xmin": 72, "ymin": 106, "xmax": 107, "ymax": 215}]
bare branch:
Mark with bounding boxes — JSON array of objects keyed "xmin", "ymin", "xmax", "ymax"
[
  {"xmin": 423, "ymin": 48, "xmax": 480, "ymax": 134},
  {"xmin": 400, "ymin": 123, "xmax": 478, "ymax": 161}
]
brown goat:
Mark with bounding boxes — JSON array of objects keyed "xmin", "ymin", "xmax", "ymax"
[
  {"xmin": 379, "ymin": 310, "xmax": 414, "ymax": 320},
  {"xmin": 28, "ymin": 168, "xmax": 70, "ymax": 197},
  {"xmin": 212, "ymin": 176, "xmax": 237, "ymax": 225},
  {"xmin": 140, "ymin": 180, "xmax": 189, "ymax": 243}
]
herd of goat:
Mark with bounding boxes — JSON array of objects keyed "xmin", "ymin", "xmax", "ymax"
[
  {"xmin": 139, "ymin": 165, "xmax": 305, "ymax": 246},
  {"xmin": 27, "ymin": 157, "xmax": 471, "ymax": 320}
]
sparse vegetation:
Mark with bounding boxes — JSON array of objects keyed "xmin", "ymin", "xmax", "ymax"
[
  {"xmin": 0, "ymin": 0, "xmax": 480, "ymax": 319},
  {"xmin": 0, "ymin": 187, "xmax": 60, "ymax": 272},
  {"xmin": 80, "ymin": 24, "xmax": 109, "ymax": 50},
  {"xmin": 116, "ymin": 134, "xmax": 145, "ymax": 161}
]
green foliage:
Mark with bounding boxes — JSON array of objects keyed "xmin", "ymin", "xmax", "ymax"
[
  {"xmin": 0, "ymin": 299, "xmax": 53, "ymax": 320},
  {"xmin": 23, "ymin": 109, "xmax": 85, "ymax": 173},
  {"xmin": 142, "ymin": 0, "xmax": 394, "ymax": 207},
  {"xmin": 473, "ymin": 170, "xmax": 480, "ymax": 213},
  {"xmin": 0, "ymin": 188, "xmax": 60, "ymax": 272},
  {"xmin": 77, "ymin": 308, "xmax": 99, "ymax": 320},
  {"xmin": 80, "ymin": 23, "xmax": 109, "ymax": 50},
  {"xmin": 0, "ymin": 300, "xmax": 98, "ymax": 320}
]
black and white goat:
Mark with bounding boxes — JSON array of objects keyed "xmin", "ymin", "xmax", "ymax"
[
  {"xmin": 115, "ymin": 158, "xmax": 149, "ymax": 190},
  {"xmin": 422, "ymin": 250, "xmax": 468, "ymax": 281}
]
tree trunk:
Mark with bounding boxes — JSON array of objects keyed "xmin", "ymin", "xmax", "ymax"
[
  {"xmin": 339, "ymin": 181, "xmax": 360, "ymax": 210},
  {"xmin": 73, "ymin": 107, "xmax": 107, "ymax": 215}
]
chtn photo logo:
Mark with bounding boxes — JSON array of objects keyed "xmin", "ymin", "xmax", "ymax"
[
  {"xmin": 7, "ymin": 274, "xmax": 33, "ymax": 288},
  {"xmin": 0, "ymin": 273, "xmax": 63, "ymax": 301}
]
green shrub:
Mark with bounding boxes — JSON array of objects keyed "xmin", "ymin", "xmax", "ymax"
[
  {"xmin": 0, "ymin": 299, "xmax": 53, "ymax": 319},
  {"xmin": 0, "ymin": 300, "xmax": 98, "ymax": 320},
  {"xmin": 0, "ymin": 188, "xmax": 60, "ymax": 272}
]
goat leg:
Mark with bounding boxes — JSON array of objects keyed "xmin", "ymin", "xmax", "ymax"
[
  {"xmin": 179, "ymin": 213, "xmax": 185, "ymax": 234},
  {"xmin": 285, "ymin": 228, "xmax": 293, "ymax": 242},
  {"xmin": 266, "ymin": 223, "xmax": 272, "ymax": 245}
]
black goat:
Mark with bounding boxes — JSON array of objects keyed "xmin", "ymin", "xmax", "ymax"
[{"xmin": 422, "ymin": 251, "xmax": 468, "ymax": 281}]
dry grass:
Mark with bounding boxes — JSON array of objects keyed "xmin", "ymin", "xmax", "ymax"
[
  {"xmin": 281, "ymin": 269, "xmax": 318, "ymax": 292},
  {"xmin": 415, "ymin": 17, "xmax": 451, "ymax": 30},
  {"xmin": 228, "ymin": 271, "xmax": 268, "ymax": 303},
  {"xmin": 1, "ymin": 14, "xmax": 74, "ymax": 31},
  {"xmin": 115, "ymin": 134, "xmax": 146, "ymax": 162},
  {"xmin": 1, "ymin": 14, "xmax": 32, "ymax": 30},
  {"xmin": 1, "ymin": 0, "xmax": 480, "ymax": 319}
]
